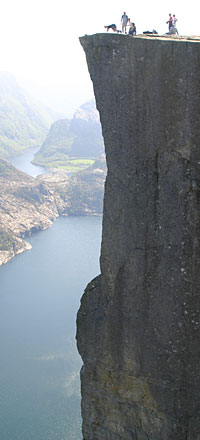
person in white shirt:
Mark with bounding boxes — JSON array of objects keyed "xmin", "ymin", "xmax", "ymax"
[
  {"xmin": 172, "ymin": 14, "xmax": 178, "ymax": 34},
  {"xmin": 172, "ymin": 14, "xmax": 178, "ymax": 27},
  {"xmin": 121, "ymin": 12, "xmax": 128, "ymax": 33}
]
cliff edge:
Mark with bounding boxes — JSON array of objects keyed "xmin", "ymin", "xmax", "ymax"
[{"xmin": 77, "ymin": 34, "xmax": 200, "ymax": 439}]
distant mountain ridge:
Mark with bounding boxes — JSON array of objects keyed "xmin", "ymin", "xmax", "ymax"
[
  {"xmin": 0, "ymin": 72, "xmax": 53, "ymax": 158},
  {"xmin": 33, "ymin": 100, "xmax": 104, "ymax": 170},
  {"xmin": 0, "ymin": 73, "xmax": 104, "ymax": 170}
]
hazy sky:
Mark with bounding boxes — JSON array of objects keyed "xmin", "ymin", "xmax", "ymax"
[{"xmin": 0, "ymin": 0, "xmax": 199, "ymax": 113}]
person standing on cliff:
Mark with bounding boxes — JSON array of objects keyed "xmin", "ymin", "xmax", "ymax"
[
  {"xmin": 172, "ymin": 14, "xmax": 178, "ymax": 28},
  {"xmin": 121, "ymin": 12, "xmax": 128, "ymax": 33},
  {"xmin": 166, "ymin": 13, "xmax": 173, "ymax": 32}
]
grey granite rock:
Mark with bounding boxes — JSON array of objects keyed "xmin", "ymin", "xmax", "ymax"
[{"xmin": 77, "ymin": 34, "xmax": 200, "ymax": 439}]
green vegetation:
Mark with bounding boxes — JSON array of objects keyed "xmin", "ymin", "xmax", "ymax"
[
  {"xmin": 60, "ymin": 159, "xmax": 94, "ymax": 172},
  {"xmin": 33, "ymin": 149, "xmax": 101, "ymax": 172},
  {"xmin": 0, "ymin": 228, "xmax": 16, "ymax": 251}
]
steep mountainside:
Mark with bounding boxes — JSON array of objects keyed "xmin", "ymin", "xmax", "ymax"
[
  {"xmin": 65, "ymin": 156, "xmax": 106, "ymax": 215},
  {"xmin": 0, "ymin": 157, "xmax": 106, "ymax": 265},
  {"xmin": 0, "ymin": 72, "xmax": 53, "ymax": 158},
  {"xmin": 0, "ymin": 159, "xmax": 65, "ymax": 264},
  {"xmin": 70, "ymin": 100, "xmax": 104, "ymax": 157},
  {"xmin": 33, "ymin": 100, "xmax": 104, "ymax": 170},
  {"xmin": 32, "ymin": 118, "xmax": 73, "ymax": 168},
  {"xmin": 77, "ymin": 34, "xmax": 200, "ymax": 440}
]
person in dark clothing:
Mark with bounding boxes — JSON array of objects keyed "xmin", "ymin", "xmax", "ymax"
[
  {"xmin": 104, "ymin": 24, "xmax": 122, "ymax": 33},
  {"xmin": 143, "ymin": 29, "xmax": 158, "ymax": 34},
  {"xmin": 129, "ymin": 23, "xmax": 136, "ymax": 36},
  {"xmin": 104, "ymin": 24, "xmax": 117, "ymax": 32}
]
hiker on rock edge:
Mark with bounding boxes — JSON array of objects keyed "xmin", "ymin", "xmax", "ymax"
[
  {"xmin": 121, "ymin": 12, "xmax": 128, "ymax": 33},
  {"xmin": 166, "ymin": 13, "xmax": 173, "ymax": 31}
]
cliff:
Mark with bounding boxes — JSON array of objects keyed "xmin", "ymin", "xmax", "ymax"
[{"xmin": 77, "ymin": 34, "xmax": 200, "ymax": 439}]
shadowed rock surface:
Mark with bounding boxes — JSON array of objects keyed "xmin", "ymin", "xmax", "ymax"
[{"xmin": 77, "ymin": 34, "xmax": 200, "ymax": 439}]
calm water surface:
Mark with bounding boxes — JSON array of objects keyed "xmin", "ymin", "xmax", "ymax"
[
  {"xmin": 0, "ymin": 215, "xmax": 102, "ymax": 440},
  {"xmin": 9, "ymin": 147, "xmax": 47, "ymax": 177}
]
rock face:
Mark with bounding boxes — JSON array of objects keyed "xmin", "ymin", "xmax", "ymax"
[
  {"xmin": 77, "ymin": 34, "xmax": 200, "ymax": 439},
  {"xmin": 0, "ymin": 159, "xmax": 66, "ymax": 265}
]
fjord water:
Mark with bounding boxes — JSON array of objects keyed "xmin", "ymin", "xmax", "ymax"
[
  {"xmin": 0, "ymin": 148, "xmax": 102, "ymax": 439},
  {"xmin": 9, "ymin": 147, "xmax": 47, "ymax": 177},
  {"xmin": 0, "ymin": 216, "xmax": 102, "ymax": 440}
]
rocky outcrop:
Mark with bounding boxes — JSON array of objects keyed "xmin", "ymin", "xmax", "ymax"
[
  {"xmin": 37, "ymin": 156, "xmax": 106, "ymax": 216},
  {"xmin": 0, "ymin": 159, "xmax": 66, "ymax": 265},
  {"xmin": 66, "ymin": 156, "xmax": 106, "ymax": 215},
  {"xmin": 77, "ymin": 34, "xmax": 200, "ymax": 439}
]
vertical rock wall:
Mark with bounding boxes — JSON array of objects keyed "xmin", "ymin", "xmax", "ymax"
[{"xmin": 77, "ymin": 34, "xmax": 200, "ymax": 439}]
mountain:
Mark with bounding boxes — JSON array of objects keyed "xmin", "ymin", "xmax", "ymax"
[
  {"xmin": 32, "ymin": 118, "xmax": 72, "ymax": 168},
  {"xmin": 32, "ymin": 100, "xmax": 104, "ymax": 170},
  {"xmin": 69, "ymin": 100, "xmax": 104, "ymax": 157},
  {"xmin": 0, "ymin": 72, "xmax": 53, "ymax": 158},
  {"xmin": 0, "ymin": 157, "xmax": 106, "ymax": 265}
]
